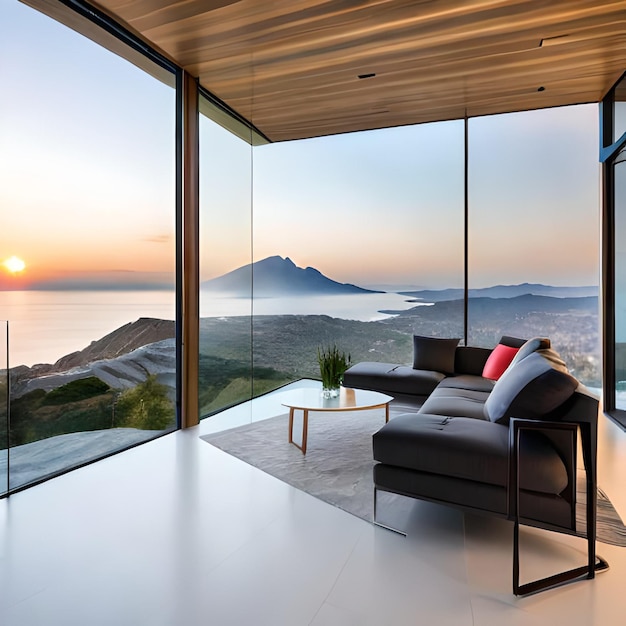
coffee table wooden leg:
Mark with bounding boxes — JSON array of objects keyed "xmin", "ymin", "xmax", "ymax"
[
  {"xmin": 301, "ymin": 409, "xmax": 308, "ymax": 455},
  {"xmin": 288, "ymin": 407, "xmax": 295, "ymax": 444},
  {"xmin": 385, "ymin": 403, "xmax": 390, "ymax": 423},
  {"xmin": 288, "ymin": 408, "xmax": 308, "ymax": 454}
]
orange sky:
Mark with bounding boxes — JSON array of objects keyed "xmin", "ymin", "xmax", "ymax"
[
  {"xmin": 0, "ymin": 260, "xmax": 28, "ymax": 290},
  {"xmin": 2, "ymin": 0, "xmax": 600, "ymax": 292}
]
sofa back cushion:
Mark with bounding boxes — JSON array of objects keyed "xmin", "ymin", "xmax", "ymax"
[
  {"xmin": 454, "ymin": 346, "xmax": 492, "ymax": 376},
  {"xmin": 412, "ymin": 336, "xmax": 460, "ymax": 373},
  {"xmin": 456, "ymin": 336, "xmax": 548, "ymax": 380},
  {"xmin": 484, "ymin": 350, "xmax": 578, "ymax": 424},
  {"xmin": 498, "ymin": 335, "xmax": 529, "ymax": 348}
]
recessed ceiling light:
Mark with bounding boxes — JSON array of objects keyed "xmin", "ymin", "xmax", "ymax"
[{"xmin": 358, "ymin": 73, "xmax": 376, "ymax": 80}]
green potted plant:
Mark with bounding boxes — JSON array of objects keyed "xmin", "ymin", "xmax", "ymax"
[{"xmin": 317, "ymin": 344, "xmax": 351, "ymax": 398}]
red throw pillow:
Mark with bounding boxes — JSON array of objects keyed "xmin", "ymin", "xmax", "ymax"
[{"xmin": 482, "ymin": 344, "xmax": 520, "ymax": 380}]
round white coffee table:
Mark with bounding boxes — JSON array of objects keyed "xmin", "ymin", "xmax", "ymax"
[{"xmin": 280, "ymin": 387, "xmax": 393, "ymax": 454}]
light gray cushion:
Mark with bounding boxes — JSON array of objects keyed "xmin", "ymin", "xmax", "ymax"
[
  {"xmin": 484, "ymin": 351, "xmax": 578, "ymax": 424},
  {"xmin": 508, "ymin": 337, "xmax": 551, "ymax": 368},
  {"xmin": 413, "ymin": 335, "xmax": 460, "ymax": 374}
]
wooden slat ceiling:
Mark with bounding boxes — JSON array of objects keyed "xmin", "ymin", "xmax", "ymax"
[{"xmin": 93, "ymin": 0, "xmax": 626, "ymax": 142}]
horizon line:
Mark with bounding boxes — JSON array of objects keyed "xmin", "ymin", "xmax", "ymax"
[{"xmin": 0, "ymin": 282, "xmax": 601, "ymax": 293}]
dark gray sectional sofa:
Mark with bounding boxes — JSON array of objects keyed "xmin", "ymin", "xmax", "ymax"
[{"xmin": 343, "ymin": 335, "xmax": 607, "ymax": 595}]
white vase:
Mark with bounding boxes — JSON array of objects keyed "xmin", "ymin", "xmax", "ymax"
[{"xmin": 321, "ymin": 386, "xmax": 340, "ymax": 399}]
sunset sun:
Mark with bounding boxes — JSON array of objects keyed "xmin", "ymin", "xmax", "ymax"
[{"xmin": 3, "ymin": 256, "xmax": 26, "ymax": 274}]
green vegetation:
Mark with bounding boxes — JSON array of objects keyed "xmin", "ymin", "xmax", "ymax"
[
  {"xmin": 198, "ymin": 353, "xmax": 289, "ymax": 416},
  {"xmin": 197, "ymin": 314, "xmax": 413, "ymax": 417},
  {"xmin": 43, "ymin": 377, "xmax": 110, "ymax": 405},
  {"xmin": 9, "ymin": 385, "xmax": 116, "ymax": 447},
  {"xmin": 317, "ymin": 344, "xmax": 351, "ymax": 390},
  {"xmin": 6, "ymin": 374, "xmax": 174, "ymax": 449},
  {"xmin": 197, "ymin": 315, "xmax": 412, "ymax": 418},
  {"xmin": 197, "ymin": 298, "xmax": 601, "ymax": 418},
  {"xmin": 114, "ymin": 375, "xmax": 174, "ymax": 430}
]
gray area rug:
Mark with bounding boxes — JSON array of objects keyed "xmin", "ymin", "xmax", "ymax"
[{"xmin": 201, "ymin": 409, "xmax": 626, "ymax": 547}]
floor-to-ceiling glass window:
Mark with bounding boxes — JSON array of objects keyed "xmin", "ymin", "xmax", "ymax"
[
  {"xmin": 615, "ymin": 155, "xmax": 626, "ymax": 409},
  {"xmin": 251, "ymin": 121, "xmax": 465, "ymax": 389},
  {"xmin": 0, "ymin": 1, "xmax": 177, "ymax": 490},
  {"xmin": 468, "ymin": 105, "xmax": 600, "ymax": 389},
  {"xmin": 198, "ymin": 95, "xmax": 254, "ymax": 422}
]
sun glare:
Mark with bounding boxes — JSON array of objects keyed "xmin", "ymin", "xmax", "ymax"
[{"xmin": 3, "ymin": 256, "xmax": 26, "ymax": 274}]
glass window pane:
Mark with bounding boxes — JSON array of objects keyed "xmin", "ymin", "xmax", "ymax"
[
  {"xmin": 251, "ymin": 121, "xmax": 464, "ymax": 389},
  {"xmin": 0, "ymin": 1, "xmax": 177, "ymax": 490},
  {"xmin": 198, "ymin": 100, "xmax": 253, "ymax": 424},
  {"xmin": 468, "ymin": 106, "xmax": 600, "ymax": 388},
  {"xmin": 615, "ymin": 159, "xmax": 626, "ymax": 409}
]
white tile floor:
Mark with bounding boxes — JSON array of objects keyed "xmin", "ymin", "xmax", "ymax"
[{"xmin": 1, "ymin": 382, "xmax": 626, "ymax": 625}]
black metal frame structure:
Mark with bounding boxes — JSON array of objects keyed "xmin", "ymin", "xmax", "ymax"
[
  {"xmin": 601, "ymin": 71, "xmax": 626, "ymax": 429},
  {"xmin": 373, "ymin": 416, "xmax": 609, "ymax": 596},
  {"xmin": 509, "ymin": 418, "xmax": 608, "ymax": 596}
]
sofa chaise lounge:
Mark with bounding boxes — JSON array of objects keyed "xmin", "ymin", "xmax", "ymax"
[{"xmin": 343, "ymin": 335, "xmax": 608, "ymax": 595}]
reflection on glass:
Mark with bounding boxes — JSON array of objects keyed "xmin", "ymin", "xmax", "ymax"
[
  {"xmin": 198, "ymin": 99, "xmax": 253, "ymax": 420},
  {"xmin": 0, "ymin": 321, "xmax": 8, "ymax": 496},
  {"xmin": 468, "ymin": 106, "xmax": 600, "ymax": 387},
  {"xmin": 615, "ymin": 160, "xmax": 626, "ymax": 409},
  {"xmin": 2, "ymin": 1, "xmax": 176, "ymax": 491}
]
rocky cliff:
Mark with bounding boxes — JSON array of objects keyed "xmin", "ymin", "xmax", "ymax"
[{"xmin": 11, "ymin": 318, "xmax": 176, "ymax": 397}]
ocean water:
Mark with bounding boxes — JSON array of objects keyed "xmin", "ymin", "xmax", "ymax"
[
  {"xmin": 0, "ymin": 290, "xmax": 177, "ymax": 368},
  {"xmin": 0, "ymin": 290, "xmax": 424, "ymax": 367}
]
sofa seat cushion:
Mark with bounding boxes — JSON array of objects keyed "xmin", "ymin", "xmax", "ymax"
[
  {"xmin": 373, "ymin": 413, "xmax": 569, "ymax": 495},
  {"xmin": 418, "ymin": 386, "xmax": 491, "ymax": 420},
  {"xmin": 343, "ymin": 361, "xmax": 444, "ymax": 396},
  {"xmin": 437, "ymin": 375, "xmax": 496, "ymax": 393}
]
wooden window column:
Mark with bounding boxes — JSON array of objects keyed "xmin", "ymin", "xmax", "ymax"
[{"xmin": 182, "ymin": 71, "xmax": 200, "ymax": 428}]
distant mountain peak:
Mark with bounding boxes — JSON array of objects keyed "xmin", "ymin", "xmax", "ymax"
[
  {"xmin": 202, "ymin": 255, "xmax": 382, "ymax": 296},
  {"xmin": 399, "ymin": 283, "xmax": 598, "ymax": 303}
]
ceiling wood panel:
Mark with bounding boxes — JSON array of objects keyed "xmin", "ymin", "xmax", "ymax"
[{"xmin": 92, "ymin": 0, "xmax": 626, "ymax": 141}]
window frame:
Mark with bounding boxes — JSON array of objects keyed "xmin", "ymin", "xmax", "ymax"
[{"xmin": 601, "ymin": 71, "xmax": 626, "ymax": 426}]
